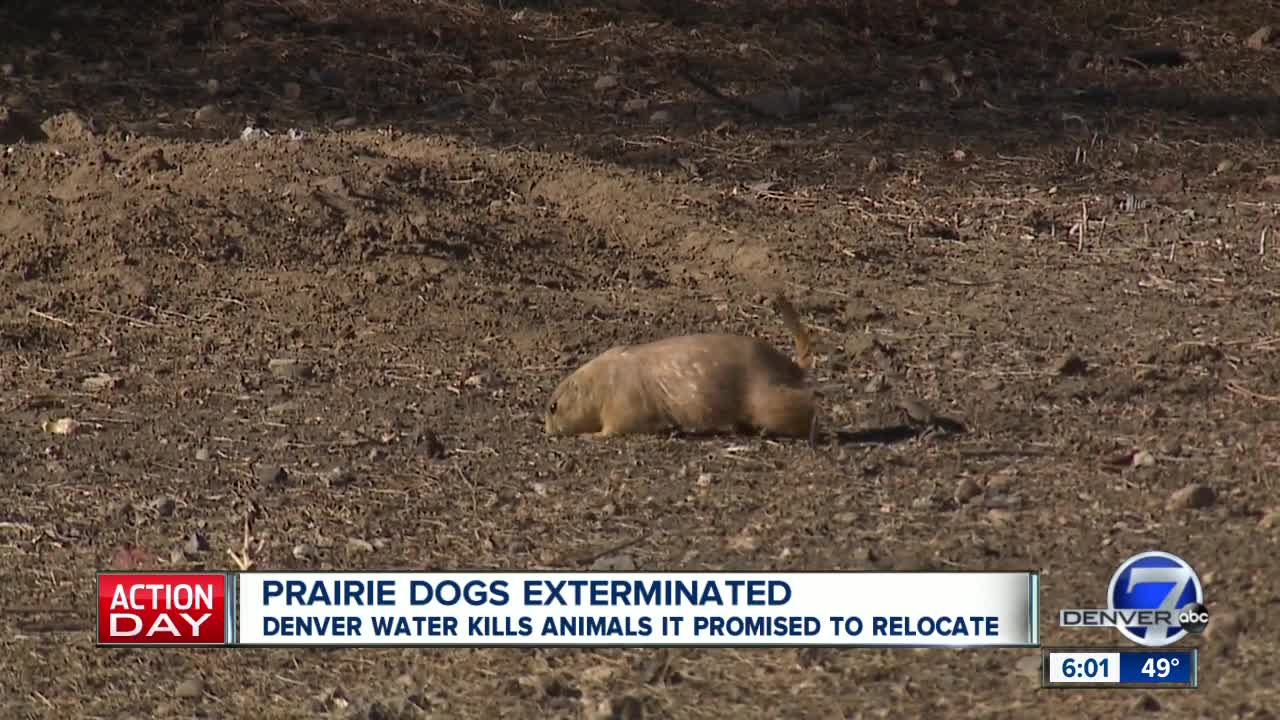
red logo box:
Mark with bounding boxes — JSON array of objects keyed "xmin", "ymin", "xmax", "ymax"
[{"xmin": 97, "ymin": 573, "xmax": 230, "ymax": 645}]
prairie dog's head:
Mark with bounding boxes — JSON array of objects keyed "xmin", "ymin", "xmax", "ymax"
[{"xmin": 543, "ymin": 369, "xmax": 603, "ymax": 436}]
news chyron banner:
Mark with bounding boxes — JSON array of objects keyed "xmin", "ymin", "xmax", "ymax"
[{"xmin": 97, "ymin": 571, "xmax": 1040, "ymax": 648}]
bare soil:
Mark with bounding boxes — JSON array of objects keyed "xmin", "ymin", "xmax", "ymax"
[{"xmin": 1, "ymin": 1, "xmax": 1278, "ymax": 718}]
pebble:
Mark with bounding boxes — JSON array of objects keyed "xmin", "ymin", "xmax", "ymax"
[
  {"xmin": 954, "ymin": 477, "xmax": 982, "ymax": 504},
  {"xmin": 292, "ymin": 543, "xmax": 317, "ymax": 560},
  {"xmin": 1131, "ymin": 450, "xmax": 1156, "ymax": 468},
  {"xmin": 184, "ymin": 532, "xmax": 209, "ymax": 555},
  {"xmin": 324, "ymin": 466, "xmax": 356, "ymax": 488},
  {"xmin": 175, "ymin": 677, "xmax": 205, "ymax": 700},
  {"xmin": 193, "ymin": 104, "xmax": 222, "ymax": 124},
  {"xmin": 346, "ymin": 538, "xmax": 375, "ymax": 554},
  {"xmin": 1246, "ymin": 26, "xmax": 1276, "ymax": 50},
  {"xmin": 649, "ymin": 109, "xmax": 672, "ymax": 125},
  {"xmin": 268, "ymin": 357, "xmax": 313, "ymax": 380},
  {"xmin": 1134, "ymin": 694, "xmax": 1161, "ymax": 712},
  {"xmin": 255, "ymin": 464, "xmax": 288, "ymax": 485},
  {"xmin": 1206, "ymin": 611, "xmax": 1244, "ymax": 643},
  {"xmin": 864, "ymin": 374, "xmax": 887, "ymax": 393},
  {"xmin": 1013, "ymin": 653, "xmax": 1041, "ymax": 677},
  {"xmin": 151, "ymin": 496, "xmax": 177, "ymax": 517},
  {"xmin": 1260, "ymin": 509, "xmax": 1280, "ymax": 529},
  {"xmin": 194, "ymin": 447, "xmax": 211, "ymax": 462},
  {"xmin": 591, "ymin": 553, "xmax": 636, "ymax": 572},
  {"xmin": 334, "ymin": 116, "xmax": 359, "ymax": 129},
  {"xmin": 593, "ymin": 75, "xmax": 619, "ymax": 92},
  {"xmin": 1167, "ymin": 483, "xmax": 1215, "ymax": 510},
  {"xmin": 1264, "ymin": 174, "xmax": 1280, "ymax": 188},
  {"xmin": 81, "ymin": 372, "xmax": 119, "ymax": 392},
  {"xmin": 1054, "ymin": 352, "xmax": 1088, "ymax": 376}
]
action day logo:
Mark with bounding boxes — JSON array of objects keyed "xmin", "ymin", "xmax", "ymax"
[{"xmin": 1060, "ymin": 551, "xmax": 1209, "ymax": 647}]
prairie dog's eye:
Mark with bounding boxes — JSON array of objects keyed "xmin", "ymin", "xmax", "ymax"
[{"xmin": 548, "ymin": 400, "xmax": 557, "ymax": 413}]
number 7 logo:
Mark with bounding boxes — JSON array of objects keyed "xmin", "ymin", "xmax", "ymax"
[{"xmin": 1108, "ymin": 551, "xmax": 1204, "ymax": 647}]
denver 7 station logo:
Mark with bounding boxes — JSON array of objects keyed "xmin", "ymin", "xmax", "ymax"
[{"xmin": 1060, "ymin": 551, "xmax": 1209, "ymax": 647}]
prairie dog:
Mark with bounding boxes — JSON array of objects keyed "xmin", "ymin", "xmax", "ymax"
[{"xmin": 543, "ymin": 295, "xmax": 818, "ymax": 442}]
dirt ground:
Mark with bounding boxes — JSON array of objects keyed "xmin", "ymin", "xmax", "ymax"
[{"xmin": 1, "ymin": 0, "xmax": 1278, "ymax": 717}]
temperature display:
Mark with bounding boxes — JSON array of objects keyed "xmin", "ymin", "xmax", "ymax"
[{"xmin": 1042, "ymin": 648, "xmax": 1197, "ymax": 689}]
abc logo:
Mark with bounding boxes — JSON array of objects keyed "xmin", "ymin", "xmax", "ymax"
[{"xmin": 1178, "ymin": 602, "xmax": 1210, "ymax": 634}]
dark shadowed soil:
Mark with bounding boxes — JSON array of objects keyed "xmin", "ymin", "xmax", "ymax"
[{"xmin": 1, "ymin": 1, "xmax": 1277, "ymax": 718}]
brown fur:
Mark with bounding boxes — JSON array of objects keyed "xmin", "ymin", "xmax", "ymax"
[{"xmin": 544, "ymin": 295, "xmax": 818, "ymax": 441}]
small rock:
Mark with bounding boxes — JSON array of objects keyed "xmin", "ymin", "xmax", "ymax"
[
  {"xmin": 898, "ymin": 397, "xmax": 937, "ymax": 425},
  {"xmin": 1054, "ymin": 352, "xmax": 1088, "ymax": 376},
  {"xmin": 346, "ymin": 538, "xmax": 375, "ymax": 554},
  {"xmin": 1013, "ymin": 653, "xmax": 1041, "ymax": 677},
  {"xmin": 292, "ymin": 543, "xmax": 317, "ymax": 560},
  {"xmin": 1, "ymin": 63, "xmax": 14, "ymax": 77},
  {"xmin": 1259, "ymin": 509, "xmax": 1280, "ymax": 529},
  {"xmin": 81, "ymin": 372, "xmax": 119, "ymax": 392},
  {"xmin": 324, "ymin": 466, "xmax": 356, "ymax": 488},
  {"xmin": 591, "ymin": 553, "xmax": 636, "ymax": 571},
  {"xmin": 1263, "ymin": 175, "xmax": 1280, "ymax": 189},
  {"xmin": 184, "ymin": 532, "xmax": 209, "ymax": 555},
  {"xmin": 1131, "ymin": 450, "xmax": 1156, "ymax": 468},
  {"xmin": 864, "ymin": 374, "xmax": 888, "ymax": 393},
  {"xmin": 649, "ymin": 109, "xmax": 672, "ymax": 125},
  {"xmin": 463, "ymin": 374, "xmax": 484, "ymax": 388},
  {"xmin": 193, "ymin": 104, "xmax": 222, "ymax": 125},
  {"xmin": 954, "ymin": 477, "xmax": 982, "ymax": 504},
  {"xmin": 1215, "ymin": 159, "xmax": 1235, "ymax": 174},
  {"xmin": 255, "ymin": 464, "xmax": 288, "ymax": 485},
  {"xmin": 1134, "ymin": 694, "xmax": 1161, "ymax": 712},
  {"xmin": 283, "ymin": 81, "xmax": 302, "ymax": 101},
  {"xmin": 194, "ymin": 447, "xmax": 211, "ymax": 462},
  {"xmin": 593, "ymin": 75, "xmax": 619, "ymax": 92},
  {"xmin": 42, "ymin": 417, "xmax": 81, "ymax": 435},
  {"xmin": 1167, "ymin": 483, "xmax": 1216, "ymax": 511},
  {"xmin": 175, "ymin": 677, "xmax": 205, "ymax": 700},
  {"xmin": 334, "ymin": 116, "xmax": 359, "ymax": 128},
  {"xmin": 621, "ymin": 97, "xmax": 649, "ymax": 115},
  {"xmin": 151, "ymin": 496, "xmax": 177, "ymax": 517},
  {"xmin": 1246, "ymin": 26, "xmax": 1276, "ymax": 50},
  {"xmin": 268, "ymin": 357, "xmax": 312, "ymax": 380},
  {"xmin": 986, "ymin": 474, "xmax": 1013, "ymax": 493},
  {"xmin": 40, "ymin": 111, "xmax": 94, "ymax": 143}
]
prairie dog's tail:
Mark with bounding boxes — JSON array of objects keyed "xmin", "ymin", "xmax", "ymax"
[{"xmin": 773, "ymin": 294, "xmax": 812, "ymax": 371}]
